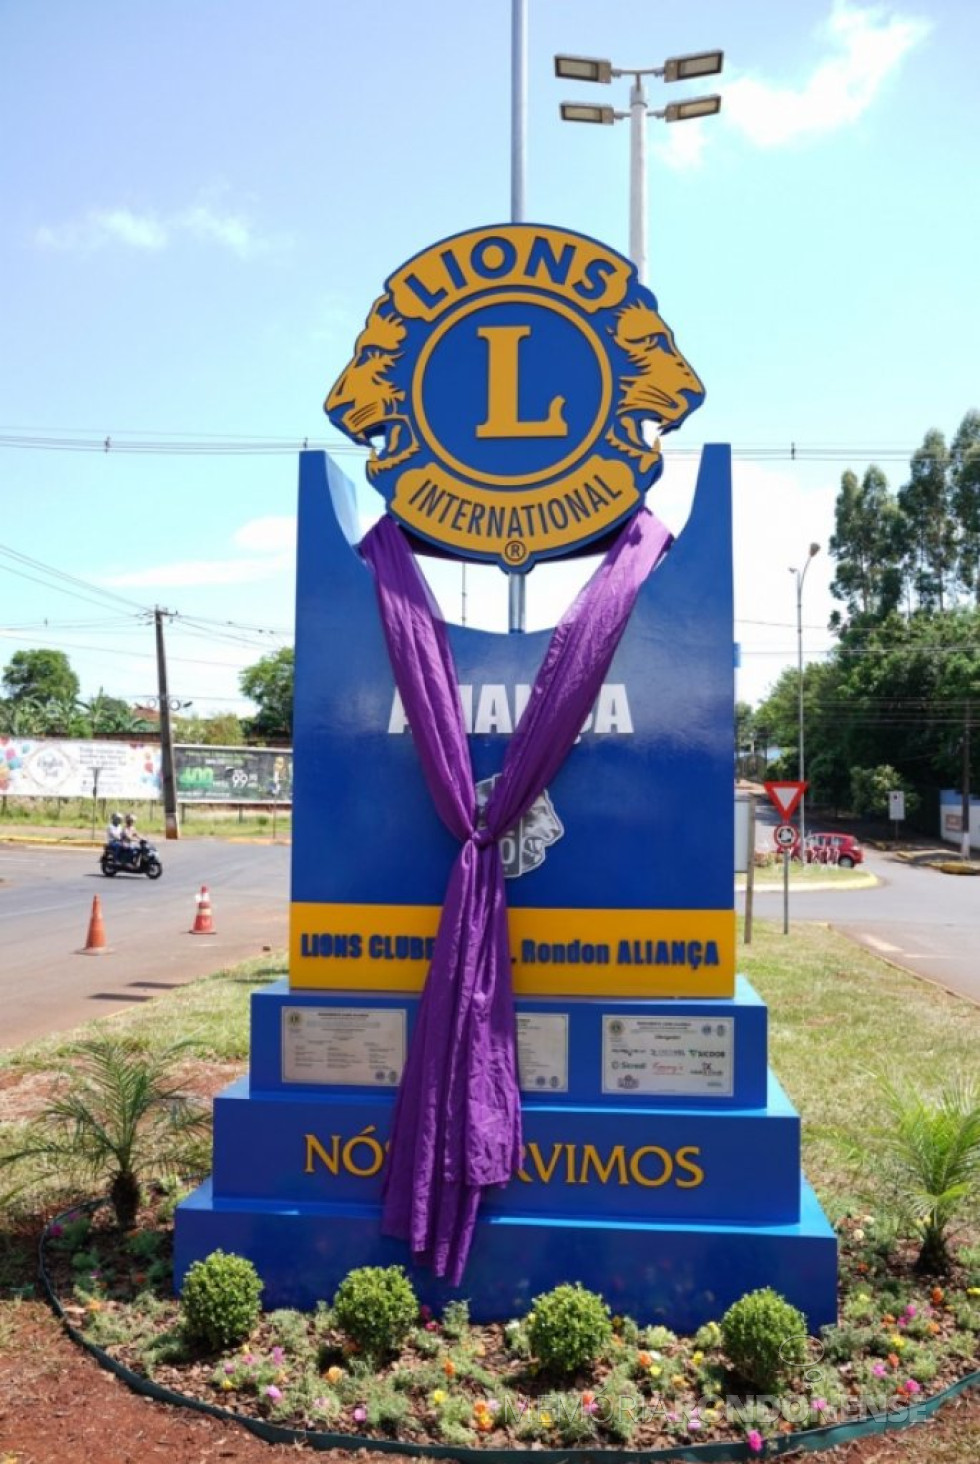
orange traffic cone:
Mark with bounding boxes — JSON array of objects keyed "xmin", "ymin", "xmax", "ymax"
[
  {"xmin": 190, "ymin": 884, "xmax": 216, "ymax": 935},
  {"xmin": 78, "ymin": 895, "xmax": 110, "ymax": 955}
]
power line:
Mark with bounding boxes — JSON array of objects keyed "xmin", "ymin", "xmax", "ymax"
[{"xmin": 0, "ymin": 426, "xmax": 965, "ymax": 463}]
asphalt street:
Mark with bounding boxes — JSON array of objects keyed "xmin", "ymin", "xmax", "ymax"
[
  {"xmin": 2, "ymin": 828, "xmax": 977, "ymax": 1055},
  {"xmin": 741, "ymin": 825, "xmax": 980, "ymax": 1006},
  {"xmin": 0, "ymin": 839, "xmax": 289, "ymax": 1050}
]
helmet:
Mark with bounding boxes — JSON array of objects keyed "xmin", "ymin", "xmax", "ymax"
[{"xmin": 111, "ymin": 812, "xmax": 122, "ymax": 822}]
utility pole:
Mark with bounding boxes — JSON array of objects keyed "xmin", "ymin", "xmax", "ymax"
[
  {"xmin": 962, "ymin": 705, "xmax": 972, "ymax": 861},
  {"xmin": 155, "ymin": 608, "xmax": 180, "ymax": 840}
]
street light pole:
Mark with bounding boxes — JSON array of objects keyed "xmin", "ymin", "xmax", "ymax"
[
  {"xmin": 508, "ymin": 0, "xmax": 528, "ymax": 634},
  {"xmin": 556, "ymin": 49, "xmax": 722, "ymax": 285},
  {"xmin": 790, "ymin": 543, "xmax": 820, "ymax": 853},
  {"xmin": 629, "ymin": 75, "xmax": 648, "ymax": 283}
]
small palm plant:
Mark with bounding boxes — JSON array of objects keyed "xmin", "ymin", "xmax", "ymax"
[
  {"xmin": 854, "ymin": 1076, "xmax": 980, "ymax": 1273},
  {"xmin": 0, "ymin": 1035, "xmax": 211, "ymax": 1227}
]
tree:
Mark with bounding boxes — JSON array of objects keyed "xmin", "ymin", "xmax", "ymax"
[
  {"xmin": 951, "ymin": 409, "xmax": 980, "ymax": 604},
  {"xmin": 172, "ymin": 711, "xmax": 245, "ymax": 746},
  {"xmin": 2, "ymin": 648, "xmax": 80, "ymax": 705},
  {"xmin": 81, "ymin": 689, "xmax": 138, "ymax": 736},
  {"xmin": 897, "ymin": 429, "xmax": 957, "ymax": 612},
  {"xmin": 239, "ymin": 647, "xmax": 294, "ymax": 741},
  {"xmin": 828, "ymin": 466, "xmax": 903, "ymax": 625}
]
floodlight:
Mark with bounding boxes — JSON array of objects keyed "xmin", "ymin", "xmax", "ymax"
[
  {"xmin": 560, "ymin": 101, "xmax": 615, "ymax": 125},
  {"xmin": 662, "ymin": 50, "xmax": 724, "ymax": 83},
  {"xmin": 663, "ymin": 94, "xmax": 722, "ymax": 123},
  {"xmin": 554, "ymin": 54, "xmax": 612, "ymax": 84}
]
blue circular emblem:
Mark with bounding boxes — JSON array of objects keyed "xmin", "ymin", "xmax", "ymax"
[{"xmin": 325, "ymin": 224, "xmax": 704, "ymax": 570}]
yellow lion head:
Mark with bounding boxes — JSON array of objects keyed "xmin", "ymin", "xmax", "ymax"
[
  {"xmin": 324, "ymin": 296, "xmax": 419, "ymax": 482},
  {"xmin": 604, "ymin": 301, "xmax": 705, "ymax": 478}
]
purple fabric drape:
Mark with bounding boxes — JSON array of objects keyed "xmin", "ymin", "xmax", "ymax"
[{"xmin": 360, "ymin": 509, "xmax": 672, "ymax": 1283}]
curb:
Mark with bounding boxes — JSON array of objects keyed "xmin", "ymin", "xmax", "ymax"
[{"xmin": 37, "ymin": 1206, "xmax": 980, "ymax": 1464}]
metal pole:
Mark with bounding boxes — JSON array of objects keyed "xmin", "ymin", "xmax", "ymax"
[
  {"xmin": 629, "ymin": 75, "xmax": 648, "ymax": 284},
  {"xmin": 508, "ymin": 0, "xmax": 528, "ymax": 634},
  {"xmin": 743, "ymin": 795, "xmax": 756, "ymax": 945},
  {"xmin": 796, "ymin": 569, "xmax": 805, "ymax": 851},
  {"xmin": 154, "ymin": 607, "xmax": 180, "ymax": 840},
  {"xmin": 962, "ymin": 708, "xmax": 972, "ymax": 861},
  {"xmin": 511, "ymin": 0, "xmax": 527, "ymax": 223}
]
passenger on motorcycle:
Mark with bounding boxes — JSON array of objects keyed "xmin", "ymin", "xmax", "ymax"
[{"xmin": 120, "ymin": 812, "xmax": 140, "ymax": 865}]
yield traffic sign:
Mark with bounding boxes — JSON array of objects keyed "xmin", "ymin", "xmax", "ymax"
[{"xmin": 764, "ymin": 780, "xmax": 808, "ymax": 819}]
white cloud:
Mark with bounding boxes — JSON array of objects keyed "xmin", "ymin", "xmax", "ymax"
[
  {"xmin": 99, "ymin": 514, "xmax": 296, "ymax": 590},
  {"xmin": 103, "ymin": 554, "xmax": 292, "ymax": 589},
  {"xmin": 176, "ymin": 205, "xmax": 262, "ymax": 258},
  {"xmin": 36, "ymin": 207, "xmax": 168, "ymax": 252},
  {"xmin": 34, "ymin": 200, "xmax": 268, "ymax": 256},
  {"xmin": 232, "ymin": 516, "xmax": 297, "ymax": 553},
  {"xmin": 651, "ymin": 119, "xmax": 711, "ymax": 172},
  {"xmin": 724, "ymin": 1, "xmax": 930, "ymax": 148}
]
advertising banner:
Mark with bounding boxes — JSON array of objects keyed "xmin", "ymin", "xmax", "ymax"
[
  {"xmin": 0, "ymin": 738, "xmax": 161, "ymax": 799},
  {"xmin": 175, "ymin": 745, "xmax": 292, "ymax": 803}
]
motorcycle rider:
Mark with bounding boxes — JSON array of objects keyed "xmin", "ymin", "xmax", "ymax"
[
  {"xmin": 120, "ymin": 812, "xmax": 140, "ymax": 867},
  {"xmin": 105, "ymin": 811, "xmax": 123, "ymax": 846}
]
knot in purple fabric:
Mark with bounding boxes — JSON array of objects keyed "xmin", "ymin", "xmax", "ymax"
[{"xmin": 470, "ymin": 826, "xmax": 493, "ymax": 850}]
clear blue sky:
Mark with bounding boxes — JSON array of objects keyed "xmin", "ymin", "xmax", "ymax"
[{"xmin": 2, "ymin": 0, "xmax": 975, "ymax": 714}]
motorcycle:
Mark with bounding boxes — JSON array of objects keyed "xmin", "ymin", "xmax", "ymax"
[{"xmin": 100, "ymin": 837, "xmax": 163, "ymax": 879}]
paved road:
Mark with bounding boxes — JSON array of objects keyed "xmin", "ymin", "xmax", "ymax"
[
  {"xmin": 740, "ymin": 835, "xmax": 980, "ymax": 1005},
  {"xmin": 0, "ymin": 839, "xmax": 290, "ymax": 1050}
]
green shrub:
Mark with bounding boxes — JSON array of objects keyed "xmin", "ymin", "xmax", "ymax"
[
  {"xmin": 527, "ymin": 1282, "xmax": 611, "ymax": 1375},
  {"xmin": 331, "ymin": 1265, "xmax": 418, "ymax": 1358},
  {"xmin": 721, "ymin": 1288, "xmax": 807, "ymax": 1392},
  {"xmin": 181, "ymin": 1249, "xmax": 263, "ymax": 1349}
]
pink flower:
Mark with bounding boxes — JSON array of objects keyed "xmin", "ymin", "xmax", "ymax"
[
  {"xmin": 904, "ymin": 1304, "xmax": 917, "ymax": 1318},
  {"xmin": 905, "ymin": 1378, "xmax": 922, "ymax": 1395},
  {"xmin": 271, "ymin": 1346, "xmax": 285, "ymax": 1365},
  {"xmin": 872, "ymin": 1364, "xmax": 887, "ymax": 1377},
  {"xmin": 688, "ymin": 1418, "xmax": 702, "ymax": 1431},
  {"xmin": 425, "ymin": 1320, "xmax": 439, "ymax": 1332},
  {"xmin": 746, "ymin": 1428, "xmax": 764, "ymax": 1454},
  {"xmin": 812, "ymin": 1397, "xmax": 828, "ymax": 1413},
  {"xmin": 352, "ymin": 1405, "xmax": 367, "ymax": 1423},
  {"xmin": 265, "ymin": 1385, "xmax": 282, "ymax": 1402}
]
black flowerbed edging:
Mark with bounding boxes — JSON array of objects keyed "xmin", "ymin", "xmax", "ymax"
[{"xmin": 37, "ymin": 1207, "xmax": 980, "ymax": 1462}]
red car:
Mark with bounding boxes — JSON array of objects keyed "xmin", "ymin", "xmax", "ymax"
[{"xmin": 804, "ymin": 832, "xmax": 864, "ymax": 868}]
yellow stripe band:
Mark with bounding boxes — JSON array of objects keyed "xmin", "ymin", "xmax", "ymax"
[{"xmin": 289, "ymin": 903, "xmax": 735, "ymax": 998}]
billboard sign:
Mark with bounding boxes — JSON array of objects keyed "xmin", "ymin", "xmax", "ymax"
[
  {"xmin": 0, "ymin": 738, "xmax": 161, "ymax": 799},
  {"xmin": 175, "ymin": 746, "xmax": 292, "ymax": 803}
]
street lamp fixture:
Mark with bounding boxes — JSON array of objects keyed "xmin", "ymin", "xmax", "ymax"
[
  {"xmin": 554, "ymin": 54, "xmax": 613, "ymax": 84},
  {"xmin": 661, "ymin": 94, "xmax": 722, "ymax": 123},
  {"xmin": 560, "ymin": 101, "xmax": 615, "ymax": 125},
  {"xmin": 555, "ymin": 45, "xmax": 723, "ymax": 283},
  {"xmin": 789, "ymin": 542, "xmax": 821, "ymax": 855},
  {"xmin": 663, "ymin": 50, "xmax": 724, "ymax": 82}
]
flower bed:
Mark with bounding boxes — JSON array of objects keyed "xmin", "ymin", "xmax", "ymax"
[{"xmin": 38, "ymin": 1194, "xmax": 980, "ymax": 1458}]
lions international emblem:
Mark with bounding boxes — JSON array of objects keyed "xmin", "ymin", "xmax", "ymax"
[
  {"xmin": 325, "ymin": 224, "xmax": 704, "ymax": 570},
  {"xmin": 475, "ymin": 775, "xmax": 563, "ymax": 878}
]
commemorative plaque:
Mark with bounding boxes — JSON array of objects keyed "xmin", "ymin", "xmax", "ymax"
[
  {"xmin": 516, "ymin": 1012, "xmax": 569, "ymax": 1093},
  {"xmin": 602, "ymin": 1014, "xmax": 734, "ymax": 1098},
  {"xmin": 281, "ymin": 1006, "xmax": 406, "ymax": 1087}
]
